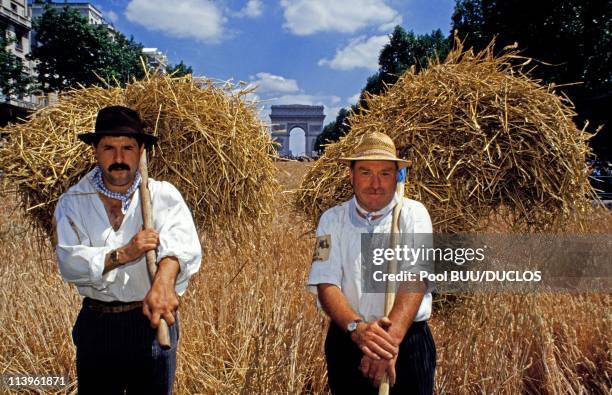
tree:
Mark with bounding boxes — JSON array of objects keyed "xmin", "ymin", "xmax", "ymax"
[
  {"xmin": 0, "ymin": 27, "xmax": 31, "ymax": 99},
  {"xmin": 319, "ymin": 26, "xmax": 451, "ymax": 150},
  {"xmin": 166, "ymin": 61, "xmax": 193, "ymax": 77},
  {"xmin": 315, "ymin": 107, "xmax": 355, "ymax": 152},
  {"xmin": 97, "ymin": 31, "xmax": 145, "ymax": 84},
  {"xmin": 30, "ymin": 6, "xmax": 145, "ymax": 92},
  {"xmin": 361, "ymin": 26, "xmax": 450, "ymax": 101},
  {"xmin": 379, "ymin": 27, "xmax": 449, "ymax": 85},
  {"xmin": 452, "ymin": 0, "xmax": 612, "ymax": 158}
]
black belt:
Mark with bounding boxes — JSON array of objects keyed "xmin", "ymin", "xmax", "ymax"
[{"xmin": 83, "ymin": 297, "xmax": 143, "ymax": 313}]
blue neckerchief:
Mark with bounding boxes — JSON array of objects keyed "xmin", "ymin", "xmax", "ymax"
[{"xmin": 90, "ymin": 166, "xmax": 141, "ymax": 214}]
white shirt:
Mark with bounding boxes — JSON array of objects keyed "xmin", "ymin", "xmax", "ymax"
[
  {"xmin": 307, "ymin": 196, "xmax": 433, "ymax": 322},
  {"xmin": 54, "ymin": 169, "xmax": 202, "ymax": 302}
]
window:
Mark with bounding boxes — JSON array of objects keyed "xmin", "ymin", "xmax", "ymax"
[
  {"xmin": 10, "ymin": 2, "xmax": 24, "ymax": 17},
  {"xmin": 15, "ymin": 36, "xmax": 23, "ymax": 51}
]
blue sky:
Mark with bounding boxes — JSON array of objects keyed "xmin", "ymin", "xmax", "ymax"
[{"xmin": 91, "ymin": 0, "xmax": 455, "ymax": 152}]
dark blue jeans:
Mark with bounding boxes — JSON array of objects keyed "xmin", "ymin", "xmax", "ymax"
[
  {"xmin": 72, "ymin": 301, "xmax": 179, "ymax": 395},
  {"xmin": 325, "ymin": 320, "xmax": 436, "ymax": 395}
]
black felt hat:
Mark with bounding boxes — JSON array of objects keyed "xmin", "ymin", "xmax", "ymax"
[{"xmin": 78, "ymin": 105, "xmax": 157, "ymax": 147}]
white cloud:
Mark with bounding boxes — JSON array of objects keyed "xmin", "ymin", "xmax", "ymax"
[
  {"xmin": 378, "ymin": 14, "xmax": 403, "ymax": 32},
  {"xmin": 125, "ymin": 0, "xmax": 226, "ymax": 42},
  {"xmin": 280, "ymin": 0, "xmax": 401, "ymax": 35},
  {"xmin": 105, "ymin": 10, "xmax": 119, "ymax": 23},
  {"xmin": 318, "ymin": 35, "xmax": 389, "ymax": 71},
  {"xmin": 249, "ymin": 72, "xmax": 299, "ymax": 93},
  {"xmin": 348, "ymin": 92, "xmax": 361, "ymax": 104},
  {"xmin": 325, "ymin": 105, "xmax": 344, "ymax": 121},
  {"xmin": 235, "ymin": 0, "xmax": 262, "ymax": 18}
]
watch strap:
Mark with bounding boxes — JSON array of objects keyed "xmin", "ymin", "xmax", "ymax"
[{"xmin": 347, "ymin": 319, "xmax": 363, "ymax": 334}]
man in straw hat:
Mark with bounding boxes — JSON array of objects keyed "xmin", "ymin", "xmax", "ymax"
[
  {"xmin": 307, "ymin": 131, "xmax": 436, "ymax": 394},
  {"xmin": 53, "ymin": 105, "xmax": 201, "ymax": 393}
]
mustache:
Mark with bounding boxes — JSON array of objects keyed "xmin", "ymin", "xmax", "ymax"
[{"xmin": 108, "ymin": 163, "xmax": 131, "ymax": 172}]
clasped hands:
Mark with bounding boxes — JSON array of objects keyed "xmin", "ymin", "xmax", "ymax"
[{"xmin": 350, "ymin": 316, "xmax": 400, "ymax": 388}]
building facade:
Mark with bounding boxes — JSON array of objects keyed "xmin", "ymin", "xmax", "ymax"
[
  {"xmin": 142, "ymin": 48, "xmax": 168, "ymax": 71},
  {"xmin": 1, "ymin": 0, "xmax": 31, "ymax": 63},
  {"xmin": 30, "ymin": 0, "xmax": 109, "ymax": 27},
  {"xmin": 0, "ymin": 0, "xmax": 36, "ymax": 123}
]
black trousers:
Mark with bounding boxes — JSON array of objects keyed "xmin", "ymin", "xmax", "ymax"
[
  {"xmin": 325, "ymin": 320, "xmax": 436, "ymax": 395},
  {"xmin": 72, "ymin": 300, "xmax": 179, "ymax": 395}
]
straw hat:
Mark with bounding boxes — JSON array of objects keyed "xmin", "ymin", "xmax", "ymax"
[
  {"xmin": 78, "ymin": 105, "xmax": 158, "ymax": 147},
  {"xmin": 338, "ymin": 131, "xmax": 410, "ymax": 168}
]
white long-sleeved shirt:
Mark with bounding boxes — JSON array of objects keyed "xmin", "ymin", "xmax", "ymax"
[
  {"xmin": 307, "ymin": 196, "xmax": 433, "ymax": 323},
  {"xmin": 54, "ymin": 169, "xmax": 202, "ymax": 302}
]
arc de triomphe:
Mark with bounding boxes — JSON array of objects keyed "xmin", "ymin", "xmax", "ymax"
[{"xmin": 269, "ymin": 104, "xmax": 325, "ymax": 156}]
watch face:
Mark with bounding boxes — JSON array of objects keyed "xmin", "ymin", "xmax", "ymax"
[{"xmin": 348, "ymin": 321, "xmax": 358, "ymax": 332}]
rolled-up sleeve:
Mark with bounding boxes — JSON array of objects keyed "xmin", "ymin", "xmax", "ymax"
[
  {"xmin": 54, "ymin": 197, "xmax": 117, "ymax": 289},
  {"xmin": 307, "ymin": 210, "xmax": 343, "ymax": 295},
  {"xmin": 153, "ymin": 182, "xmax": 202, "ymax": 290}
]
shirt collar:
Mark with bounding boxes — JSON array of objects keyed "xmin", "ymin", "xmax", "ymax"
[
  {"xmin": 350, "ymin": 193, "xmax": 401, "ymax": 227},
  {"xmin": 89, "ymin": 166, "xmax": 141, "ymax": 214}
]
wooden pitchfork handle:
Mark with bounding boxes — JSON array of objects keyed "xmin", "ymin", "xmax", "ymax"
[
  {"xmin": 379, "ymin": 176, "xmax": 405, "ymax": 395},
  {"xmin": 139, "ymin": 149, "xmax": 172, "ymax": 350}
]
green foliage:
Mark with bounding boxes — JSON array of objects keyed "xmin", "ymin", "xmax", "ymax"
[
  {"xmin": 452, "ymin": 0, "xmax": 611, "ymax": 92},
  {"xmin": 98, "ymin": 31, "xmax": 145, "ymax": 85},
  {"xmin": 362, "ymin": 72, "xmax": 385, "ymax": 97},
  {"xmin": 166, "ymin": 61, "xmax": 193, "ymax": 77},
  {"xmin": 319, "ymin": 25, "xmax": 450, "ymax": 150},
  {"xmin": 452, "ymin": 0, "xmax": 612, "ymax": 158},
  {"xmin": 315, "ymin": 106, "xmax": 356, "ymax": 152},
  {"xmin": 378, "ymin": 26, "xmax": 450, "ymax": 87},
  {"xmin": 0, "ymin": 27, "xmax": 31, "ymax": 99},
  {"xmin": 361, "ymin": 26, "xmax": 450, "ymax": 102},
  {"xmin": 30, "ymin": 6, "xmax": 144, "ymax": 92}
]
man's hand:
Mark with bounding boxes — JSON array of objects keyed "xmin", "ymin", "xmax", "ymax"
[
  {"xmin": 143, "ymin": 257, "xmax": 181, "ymax": 328},
  {"xmin": 350, "ymin": 317, "xmax": 399, "ymax": 360},
  {"xmin": 124, "ymin": 228, "xmax": 159, "ymax": 261},
  {"xmin": 360, "ymin": 354, "xmax": 397, "ymax": 388},
  {"xmin": 143, "ymin": 276, "xmax": 179, "ymax": 328}
]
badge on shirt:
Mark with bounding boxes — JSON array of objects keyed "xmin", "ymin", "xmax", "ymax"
[{"xmin": 312, "ymin": 234, "xmax": 331, "ymax": 262}]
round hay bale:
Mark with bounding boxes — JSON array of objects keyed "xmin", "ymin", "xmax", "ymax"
[
  {"xmin": 0, "ymin": 74, "xmax": 278, "ymax": 239},
  {"xmin": 295, "ymin": 43, "xmax": 596, "ymax": 233}
]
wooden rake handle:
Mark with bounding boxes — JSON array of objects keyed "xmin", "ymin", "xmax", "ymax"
[{"xmin": 139, "ymin": 149, "xmax": 172, "ymax": 350}]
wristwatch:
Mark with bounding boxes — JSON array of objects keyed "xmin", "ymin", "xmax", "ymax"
[
  {"xmin": 347, "ymin": 319, "xmax": 363, "ymax": 334},
  {"xmin": 110, "ymin": 249, "xmax": 120, "ymax": 266}
]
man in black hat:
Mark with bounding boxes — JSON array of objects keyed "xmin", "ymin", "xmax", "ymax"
[{"xmin": 54, "ymin": 105, "xmax": 202, "ymax": 394}]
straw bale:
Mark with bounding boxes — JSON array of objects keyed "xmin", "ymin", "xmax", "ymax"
[
  {"xmin": 0, "ymin": 74, "xmax": 278, "ymax": 239},
  {"xmin": 295, "ymin": 42, "xmax": 596, "ymax": 233}
]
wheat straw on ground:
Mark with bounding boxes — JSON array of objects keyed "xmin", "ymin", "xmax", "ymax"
[{"xmin": 1, "ymin": 170, "xmax": 611, "ymax": 393}]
